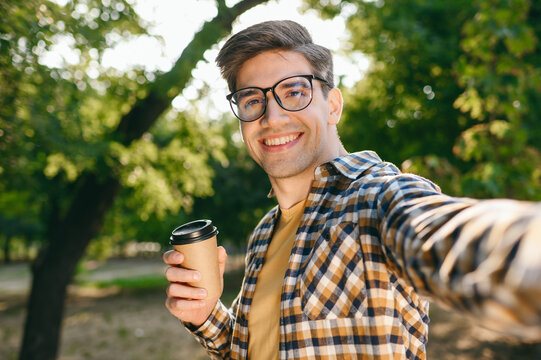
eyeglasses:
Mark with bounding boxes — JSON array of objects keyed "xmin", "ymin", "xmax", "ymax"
[{"xmin": 226, "ymin": 74, "xmax": 328, "ymax": 122}]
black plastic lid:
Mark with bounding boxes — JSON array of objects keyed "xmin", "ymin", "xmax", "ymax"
[{"xmin": 170, "ymin": 219, "xmax": 218, "ymax": 245}]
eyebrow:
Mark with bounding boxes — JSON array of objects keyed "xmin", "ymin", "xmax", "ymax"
[
  {"xmin": 235, "ymin": 88, "xmax": 260, "ymax": 100},
  {"xmin": 278, "ymin": 79, "xmax": 309, "ymax": 90}
]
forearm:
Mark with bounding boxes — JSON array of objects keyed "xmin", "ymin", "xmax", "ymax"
[
  {"xmin": 419, "ymin": 199, "xmax": 541, "ymax": 336},
  {"xmin": 379, "ymin": 175, "xmax": 541, "ymax": 337},
  {"xmin": 183, "ymin": 299, "xmax": 236, "ymax": 359}
]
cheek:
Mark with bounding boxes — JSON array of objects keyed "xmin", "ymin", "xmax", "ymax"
[
  {"xmin": 318, "ymin": 102, "xmax": 331, "ymax": 125},
  {"xmin": 239, "ymin": 127, "xmax": 246, "ymax": 143},
  {"xmin": 239, "ymin": 123, "xmax": 250, "ymax": 142},
  {"xmin": 240, "ymin": 124, "xmax": 257, "ymax": 150},
  {"xmin": 307, "ymin": 107, "xmax": 328, "ymax": 133}
]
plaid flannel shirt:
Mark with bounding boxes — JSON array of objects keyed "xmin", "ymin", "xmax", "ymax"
[{"xmin": 186, "ymin": 151, "xmax": 541, "ymax": 359}]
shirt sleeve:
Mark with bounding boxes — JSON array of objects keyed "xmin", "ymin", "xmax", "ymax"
[
  {"xmin": 377, "ymin": 173, "xmax": 541, "ymax": 339},
  {"xmin": 183, "ymin": 295, "xmax": 240, "ymax": 359}
]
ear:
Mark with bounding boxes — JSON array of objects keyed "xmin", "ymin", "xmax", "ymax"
[{"xmin": 327, "ymin": 87, "xmax": 343, "ymax": 125}]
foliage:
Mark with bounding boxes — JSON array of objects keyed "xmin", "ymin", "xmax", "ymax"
[
  {"xmin": 305, "ymin": 0, "xmax": 541, "ymax": 200},
  {"xmin": 312, "ymin": 0, "xmax": 478, "ymax": 165},
  {"xmin": 192, "ymin": 115, "xmax": 275, "ymax": 248},
  {"xmin": 0, "ymin": 0, "xmax": 221, "ymax": 259},
  {"xmin": 1, "ymin": 0, "xmax": 142, "ymax": 248},
  {"xmin": 3, "ymin": 1, "xmax": 271, "ymax": 358},
  {"xmin": 451, "ymin": 0, "xmax": 541, "ymax": 198},
  {"xmin": 99, "ymin": 108, "xmax": 226, "ymax": 247}
]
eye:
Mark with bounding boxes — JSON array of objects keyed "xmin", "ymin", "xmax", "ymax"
[
  {"xmin": 277, "ymin": 78, "xmax": 311, "ymax": 101},
  {"xmin": 243, "ymin": 97, "xmax": 263, "ymax": 109},
  {"xmin": 233, "ymin": 88, "xmax": 264, "ymax": 109},
  {"xmin": 285, "ymin": 88, "xmax": 307, "ymax": 99}
]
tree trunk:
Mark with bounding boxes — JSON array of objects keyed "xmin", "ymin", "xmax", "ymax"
[
  {"xmin": 19, "ymin": 174, "xmax": 120, "ymax": 360},
  {"xmin": 18, "ymin": 1, "xmax": 269, "ymax": 359},
  {"xmin": 3, "ymin": 236, "xmax": 11, "ymax": 264}
]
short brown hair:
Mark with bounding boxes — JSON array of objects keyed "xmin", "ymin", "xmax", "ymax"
[{"xmin": 216, "ymin": 20, "xmax": 334, "ymax": 94}]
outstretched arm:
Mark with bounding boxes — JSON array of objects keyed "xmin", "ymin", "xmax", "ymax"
[{"xmin": 378, "ymin": 174, "xmax": 541, "ymax": 339}]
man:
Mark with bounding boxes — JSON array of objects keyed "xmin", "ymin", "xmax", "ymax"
[{"xmin": 163, "ymin": 20, "xmax": 541, "ymax": 359}]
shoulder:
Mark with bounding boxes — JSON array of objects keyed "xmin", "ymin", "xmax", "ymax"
[
  {"xmin": 246, "ymin": 205, "xmax": 278, "ymax": 251},
  {"xmin": 336, "ymin": 151, "xmax": 441, "ymax": 197}
]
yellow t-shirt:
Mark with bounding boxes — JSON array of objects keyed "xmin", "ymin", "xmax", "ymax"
[{"xmin": 247, "ymin": 200, "xmax": 306, "ymax": 360}]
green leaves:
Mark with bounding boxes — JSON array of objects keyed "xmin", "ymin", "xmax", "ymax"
[
  {"xmin": 107, "ymin": 114, "xmax": 221, "ymax": 222},
  {"xmin": 0, "ymin": 1, "xmax": 214, "ymax": 250},
  {"xmin": 452, "ymin": 120, "xmax": 541, "ymax": 199},
  {"xmin": 323, "ymin": 0, "xmax": 540, "ymax": 200},
  {"xmin": 451, "ymin": 0, "xmax": 541, "ymax": 199},
  {"xmin": 337, "ymin": 0, "xmax": 473, "ymax": 167}
]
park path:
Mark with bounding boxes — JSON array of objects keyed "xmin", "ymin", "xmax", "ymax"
[
  {"xmin": 0, "ymin": 257, "xmax": 168, "ymax": 295},
  {"xmin": 0, "ymin": 262, "xmax": 31, "ymax": 294},
  {"xmin": 0, "ymin": 257, "xmax": 209, "ymax": 360},
  {"xmin": 1, "ymin": 257, "xmax": 541, "ymax": 359}
]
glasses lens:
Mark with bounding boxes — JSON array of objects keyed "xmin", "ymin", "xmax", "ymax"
[
  {"xmin": 274, "ymin": 76, "xmax": 312, "ymax": 111},
  {"xmin": 230, "ymin": 88, "xmax": 265, "ymax": 122}
]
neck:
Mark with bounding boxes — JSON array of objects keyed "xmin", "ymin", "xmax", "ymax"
[
  {"xmin": 269, "ymin": 172, "xmax": 313, "ymax": 210},
  {"xmin": 270, "ymin": 144, "xmax": 348, "ymax": 209}
]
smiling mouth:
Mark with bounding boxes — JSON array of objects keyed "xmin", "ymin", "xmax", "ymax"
[{"xmin": 262, "ymin": 133, "xmax": 301, "ymax": 146}]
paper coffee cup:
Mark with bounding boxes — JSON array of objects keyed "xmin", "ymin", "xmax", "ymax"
[{"xmin": 169, "ymin": 220, "xmax": 221, "ymax": 299}]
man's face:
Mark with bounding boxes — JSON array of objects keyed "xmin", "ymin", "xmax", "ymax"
[{"xmin": 235, "ymin": 50, "xmax": 339, "ymax": 181}]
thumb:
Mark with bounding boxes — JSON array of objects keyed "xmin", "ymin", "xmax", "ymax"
[{"xmin": 217, "ymin": 246, "xmax": 227, "ymax": 277}]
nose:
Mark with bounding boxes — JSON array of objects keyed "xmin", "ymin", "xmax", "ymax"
[{"xmin": 261, "ymin": 91, "xmax": 288, "ymax": 127}]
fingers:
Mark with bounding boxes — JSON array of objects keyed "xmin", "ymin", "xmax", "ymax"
[
  {"xmin": 165, "ymin": 266, "xmax": 201, "ymax": 283},
  {"xmin": 163, "ymin": 250, "xmax": 203, "ymax": 284},
  {"xmin": 163, "ymin": 246, "xmax": 223, "ymax": 326},
  {"xmin": 165, "ymin": 296, "xmax": 206, "ymax": 313},
  {"xmin": 163, "ymin": 249, "xmax": 183, "ymax": 266},
  {"xmin": 217, "ymin": 246, "xmax": 227, "ymax": 276},
  {"xmin": 166, "ymin": 282, "xmax": 207, "ymax": 300},
  {"xmin": 217, "ymin": 246, "xmax": 227, "ymax": 263}
]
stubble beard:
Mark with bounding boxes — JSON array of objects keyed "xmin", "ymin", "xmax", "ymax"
[{"xmin": 258, "ymin": 143, "xmax": 324, "ymax": 180}]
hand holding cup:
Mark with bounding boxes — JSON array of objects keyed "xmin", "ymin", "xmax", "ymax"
[{"xmin": 164, "ymin": 220, "xmax": 227, "ymax": 327}]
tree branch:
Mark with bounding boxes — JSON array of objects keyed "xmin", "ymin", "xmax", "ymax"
[{"xmin": 116, "ymin": 0, "xmax": 270, "ymax": 145}]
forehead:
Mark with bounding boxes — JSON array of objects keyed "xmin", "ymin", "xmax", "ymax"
[{"xmin": 236, "ymin": 50, "xmax": 313, "ymax": 89}]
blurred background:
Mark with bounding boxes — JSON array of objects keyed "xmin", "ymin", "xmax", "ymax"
[{"xmin": 1, "ymin": 0, "xmax": 540, "ymax": 359}]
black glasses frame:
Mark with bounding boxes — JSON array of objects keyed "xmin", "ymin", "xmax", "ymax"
[{"xmin": 226, "ymin": 74, "xmax": 328, "ymax": 122}]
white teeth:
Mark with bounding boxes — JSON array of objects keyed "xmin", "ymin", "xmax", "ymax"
[{"xmin": 264, "ymin": 134, "xmax": 299, "ymax": 146}]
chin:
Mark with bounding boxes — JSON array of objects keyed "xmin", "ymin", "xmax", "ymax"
[{"xmin": 263, "ymin": 161, "xmax": 311, "ymax": 180}]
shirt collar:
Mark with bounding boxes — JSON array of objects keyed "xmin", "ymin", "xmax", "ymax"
[
  {"xmin": 315, "ymin": 150, "xmax": 383, "ymax": 180},
  {"xmin": 267, "ymin": 151, "xmax": 383, "ymax": 198}
]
